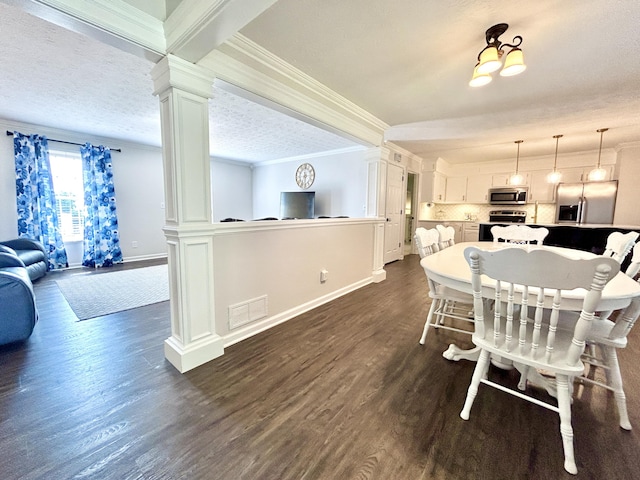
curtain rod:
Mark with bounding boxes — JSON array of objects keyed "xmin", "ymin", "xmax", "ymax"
[{"xmin": 5, "ymin": 130, "xmax": 122, "ymax": 152}]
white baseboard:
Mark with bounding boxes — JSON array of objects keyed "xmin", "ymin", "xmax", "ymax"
[
  {"xmin": 222, "ymin": 277, "xmax": 374, "ymax": 348},
  {"xmin": 124, "ymin": 253, "xmax": 168, "ymax": 263}
]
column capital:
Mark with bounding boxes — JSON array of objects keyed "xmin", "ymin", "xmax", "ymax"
[
  {"xmin": 363, "ymin": 146, "xmax": 391, "ymax": 164},
  {"xmin": 151, "ymin": 54, "xmax": 215, "ymax": 98}
]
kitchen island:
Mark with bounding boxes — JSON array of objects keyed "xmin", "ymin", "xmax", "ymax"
[{"xmin": 479, "ymin": 222, "xmax": 640, "ymax": 260}]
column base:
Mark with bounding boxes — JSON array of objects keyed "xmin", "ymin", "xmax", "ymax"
[{"xmin": 164, "ymin": 334, "xmax": 225, "ymax": 373}]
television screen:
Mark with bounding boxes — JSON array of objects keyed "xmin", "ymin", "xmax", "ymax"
[{"xmin": 280, "ymin": 191, "xmax": 315, "ymax": 219}]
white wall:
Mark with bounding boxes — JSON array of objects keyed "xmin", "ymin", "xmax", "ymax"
[
  {"xmin": 252, "ymin": 148, "xmax": 368, "ymax": 219},
  {"xmin": 211, "ymin": 218, "xmax": 380, "ymax": 344},
  {"xmin": 0, "ymin": 118, "xmax": 166, "ymax": 265},
  {"xmin": 614, "ymin": 144, "xmax": 640, "ymax": 226},
  {"xmin": 211, "ymin": 157, "xmax": 253, "ymax": 222}
]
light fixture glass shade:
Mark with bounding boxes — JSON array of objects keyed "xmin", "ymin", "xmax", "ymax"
[
  {"xmin": 469, "ymin": 64, "xmax": 492, "ymax": 87},
  {"xmin": 546, "ymin": 170, "xmax": 562, "ymax": 184},
  {"xmin": 509, "ymin": 173, "xmax": 524, "ymax": 185},
  {"xmin": 588, "ymin": 167, "xmax": 607, "ymax": 181},
  {"xmin": 477, "ymin": 46, "xmax": 502, "ymax": 74},
  {"xmin": 500, "ymin": 48, "xmax": 526, "ymax": 76}
]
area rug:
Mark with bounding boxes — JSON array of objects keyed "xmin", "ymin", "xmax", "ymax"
[{"xmin": 56, "ymin": 265, "xmax": 169, "ymax": 321}]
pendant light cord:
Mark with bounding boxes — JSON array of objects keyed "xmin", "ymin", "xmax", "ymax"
[
  {"xmin": 596, "ymin": 128, "xmax": 607, "ymax": 168},
  {"xmin": 552, "ymin": 134, "xmax": 562, "ymax": 171}
]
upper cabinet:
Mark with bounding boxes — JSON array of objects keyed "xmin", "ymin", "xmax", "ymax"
[
  {"xmin": 558, "ymin": 165, "xmax": 614, "ymax": 183},
  {"xmin": 421, "ymin": 160, "xmax": 615, "ymax": 205},
  {"xmin": 528, "ymin": 171, "xmax": 556, "ymax": 203},
  {"xmin": 445, "ymin": 176, "xmax": 468, "ymax": 202},
  {"xmin": 421, "ymin": 170, "xmax": 446, "ymax": 203},
  {"xmin": 492, "ymin": 173, "xmax": 529, "ymax": 187},
  {"xmin": 466, "ymin": 174, "xmax": 493, "ymax": 203}
]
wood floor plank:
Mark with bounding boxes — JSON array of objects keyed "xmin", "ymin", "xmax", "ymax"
[{"xmin": 0, "ymin": 255, "xmax": 639, "ymax": 479}]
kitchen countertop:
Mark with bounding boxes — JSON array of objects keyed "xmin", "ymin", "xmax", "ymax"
[{"xmin": 480, "ymin": 222, "xmax": 640, "ymax": 230}]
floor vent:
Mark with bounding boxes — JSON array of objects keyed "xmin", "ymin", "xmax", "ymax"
[{"xmin": 228, "ymin": 295, "xmax": 268, "ymax": 330}]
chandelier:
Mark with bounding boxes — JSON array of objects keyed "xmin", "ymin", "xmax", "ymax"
[{"xmin": 470, "ymin": 23, "xmax": 526, "ymax": 87}]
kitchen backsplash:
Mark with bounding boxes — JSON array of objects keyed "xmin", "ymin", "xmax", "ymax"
[{"xmin": 419, "ymin": 203, "xmax": 557, "ymax": 224}]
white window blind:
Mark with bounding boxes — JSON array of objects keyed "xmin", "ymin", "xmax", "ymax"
[{"xmin": 49, "ymin": 151, "xmax": 84, "ymax": 242}]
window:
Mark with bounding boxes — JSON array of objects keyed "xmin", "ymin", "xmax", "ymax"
[{"xmin": 49, "ymin": 151, "xmax": 84, "ymax": 242}]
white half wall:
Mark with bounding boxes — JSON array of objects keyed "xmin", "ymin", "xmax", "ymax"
[{"xmin": 211, "ymin": 217, "xmax": 381, "ymax": 345}]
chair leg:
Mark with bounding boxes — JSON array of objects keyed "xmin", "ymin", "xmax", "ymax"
[
  {"xmin": 420, "ymin": 299, "xmax": 439, "ymax": 345},
  {"xmin": 460, "ymin": 349, "xmax": 490, "ymax": 420},
  {"xmin": 603, "ymin": 346, "xmax": 632, "ymax": 430},
  {"xmin": 556, "ymin": 374, "xmax": 578, "ymax": 475}
]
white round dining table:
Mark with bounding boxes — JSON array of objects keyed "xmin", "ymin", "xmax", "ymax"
[
  {"xmin": 420, "ymin": 241, "xmax": 640, "ymax": 364},
  {"xmin": 421, "ymin": 241, "xmax": 640, "ymax": 312}
]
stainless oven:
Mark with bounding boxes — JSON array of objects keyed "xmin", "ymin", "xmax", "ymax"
[
  {"xmin": 489, "ymin": 210, "xmax": 527, "ymax": 223},
  {"xmin": 489, "ymin": 187, "xmax": 528, "ymax": 205}
]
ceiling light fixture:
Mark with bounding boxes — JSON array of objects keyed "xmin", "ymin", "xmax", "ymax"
[
  {"xmin": 509, "ymin": 140, "xmax": 524, "ymax": 185},
  {"xmin": 588, "ymin": 128, "xmax": 609, "ymax": 181},
  {"xmin": 546, "ymin": 134, "xmax": 563, "ymax": 184},
  {"xmin": 469, "ymin": 23, "xmax": 526, "ymax": 87}
]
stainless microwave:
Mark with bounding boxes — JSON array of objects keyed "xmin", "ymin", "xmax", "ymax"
[{"xmin": 489, "ymin": 187, "xmax": 528, "ymax": 205}]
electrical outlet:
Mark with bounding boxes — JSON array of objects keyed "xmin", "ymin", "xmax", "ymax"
[{"xmin": 320, "ymin": 269, "xmax": 328, "ymax": 283}]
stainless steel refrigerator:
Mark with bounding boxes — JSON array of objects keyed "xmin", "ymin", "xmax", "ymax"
[{"xmin": 555, "ymin": 180, "xmax": 618, "ymax": 224}]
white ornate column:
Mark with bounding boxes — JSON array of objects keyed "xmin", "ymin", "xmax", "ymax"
[
  {"xmin": 151, "ymin": 54, "xmax": 224, "ymax": 372},
  {"xmin": 365, "ymin": 147, "xmax": 389, "ymax": 283}
]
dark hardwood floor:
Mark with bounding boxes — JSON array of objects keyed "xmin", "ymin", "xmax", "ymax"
[{"xmin": 1, "ymin": 255, "xmax": 640, "ymax": 479}]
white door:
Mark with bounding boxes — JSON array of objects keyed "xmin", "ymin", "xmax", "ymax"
[{"xmin": 384, "ymin": 163, "xmax": 405, "ymax": 264}]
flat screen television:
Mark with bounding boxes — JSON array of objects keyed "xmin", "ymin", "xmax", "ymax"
[{"xmin": 280, "ymin": 191, "xmax": 315, "ymax": 219}]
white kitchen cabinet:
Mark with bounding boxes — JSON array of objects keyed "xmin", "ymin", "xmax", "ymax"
[
  {"xmin": 528, "ymin": 170, "xmax": 556, "ymax": 203},
  {"xmin": 448, "ymin": 221, "xmax": 464, "ymax": 243},
  {"xmin": 421, "ymin": 171, "xmax": 446, "ymax": 203},
  {"xmin": 465, "ymin": 174, "xmax": 493, "ymax": 203},
  {"xmin": 492, "ymin": 173, "xmax": 529, "ymax": 187},
  {"xmin": 492, "ymin": 174, "xmax": 511, "ymax": 186},
  {"xmin": 463, "ymin": 222, "xmax": 480, "ymax": 242},
  {"xmin": 445, "ymin": 176, "xmax": 468, "ymax": 203},
  {"xmin": 559, "ymin": 165, "xmax": 614, "ymax": 183}
]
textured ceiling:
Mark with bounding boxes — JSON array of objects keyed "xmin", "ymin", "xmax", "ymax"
[
  {"xmin": 241, "ymin": 0, "xmax": 640, "ymax": 162},
  {"xmin": 2, "ymin": 1, "xmax": 640, "ymax": 165},
  {"xmin": 0, "ymin": 2, "xmax": 361, "ymax": 163}
]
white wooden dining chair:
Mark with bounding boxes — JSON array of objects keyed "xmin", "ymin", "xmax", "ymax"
[
  {"xmin": 414, "ymin": 227, "xmax": 440, "ymax": 258},
  {"xmin": 436, "ymin": 224, "xmax": 456, "ymax": 250},
  {"xmin": 625, "ymin": 242, "xmax": 640, "ymax": 279},
  {"xmin": 414, "ymin": 228, "xmax": 474, "ymax": 345},
  {"xmin": 576, "ymin": 296, "xmax": 640, "ymax": 430},
  {"xmin": 490, "ymin": 224, "xmax": 550, "ymax": 245},
  {"xmin": 460, "ymin": 246, "xmax": 620, "ymax": 475},
  {"xmin": 602, "ymin": 231, "xmax": 639, "ymax": 263},
  {"xmin": 577, "ymin": 242, "xmax": 640, "ymax": 430}
]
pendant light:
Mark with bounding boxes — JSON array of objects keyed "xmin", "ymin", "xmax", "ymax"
[
  {"xmin": 587, "ymin": 128, "xmax": 609, "ymax": 181},
  {"xmin": 509, "ymin": 140, "xmax": 524, "ymax": 185},
  {"xmin": 546, "ymin": 134, "xmax": 563, "ymax": 184}
]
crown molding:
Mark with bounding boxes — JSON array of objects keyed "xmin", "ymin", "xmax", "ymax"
[
  {"xmin": 200, "ymin": 34, "xmax": 387, "ymax": 147},
  {"xmin": 24, "ymin": 0, "xmax": 165, "ymax": 58},
  {"xmin": 253, "ymin": 146, "xmax": 366, "ymax": 167}
]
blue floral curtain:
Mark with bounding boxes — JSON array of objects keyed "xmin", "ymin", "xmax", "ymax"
[
  {"xmin": 80, "ymin": 143, "xmax": 123, "ymax": 268},
  {"xmin": 13, "ymin": 132, "xmax": 68, "ymax": 270}
]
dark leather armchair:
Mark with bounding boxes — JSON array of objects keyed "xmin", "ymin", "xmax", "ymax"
[
  {"xmin": 0, "ymin": 238, "xmax": 48, "ymax": 281},
  {"xmin": 0, "ymin": 252, "xmax": 38, "ymax": 345}
]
